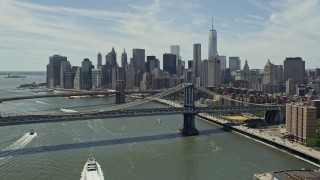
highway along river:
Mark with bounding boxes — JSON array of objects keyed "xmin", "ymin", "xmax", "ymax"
[{"xmin": 0, "ymin": 75, "xmax": 316, "ymax": 179}]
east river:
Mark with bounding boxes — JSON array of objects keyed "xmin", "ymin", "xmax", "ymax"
[{"xmin": 0, "ymin": 73, "xmax": 316, "ymax": 180}]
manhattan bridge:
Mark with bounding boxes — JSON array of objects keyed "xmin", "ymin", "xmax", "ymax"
[{"xmin": 0, "ymin": 83, "xmax": 281, "ymax": 136}]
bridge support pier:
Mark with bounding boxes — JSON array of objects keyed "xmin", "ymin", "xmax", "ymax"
[
  {"xmin": 115, "ymin": 80, "xmax": 125, "ymax": 104},
  {"xmin": 182, "ymin": 83, "xmax": 199, "ymax": 136},
  {"xmin": 182, "ymin": 113, "xmax": 199, "ymax": 136}
]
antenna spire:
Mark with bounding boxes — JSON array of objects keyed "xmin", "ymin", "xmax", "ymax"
[{"xmin": 212, "ymin": 16, "xmax": 214, "ymax": 30}]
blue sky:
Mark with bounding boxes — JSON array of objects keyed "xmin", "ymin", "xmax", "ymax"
[{"xmin": 1, "ymin": 0, "xmax": 320, "ymax": 71}]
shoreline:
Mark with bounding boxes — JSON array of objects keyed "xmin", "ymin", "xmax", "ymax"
[{"xmin": 155, "ymin": 98, "xmax": 320, "ymax": 168}]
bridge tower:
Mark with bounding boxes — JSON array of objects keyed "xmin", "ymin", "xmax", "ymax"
[
  {"xmin": 115, "ymin": 80, "xmax": 125, "ymax": 104},
  {"xmin": 182, "ymin": 83, "xmax": 199, "ymax": 136}
]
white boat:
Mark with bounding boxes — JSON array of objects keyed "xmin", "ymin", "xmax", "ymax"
[{"xmin": 87, "ymin": 157, "xmax": 97, "ymax": 171}]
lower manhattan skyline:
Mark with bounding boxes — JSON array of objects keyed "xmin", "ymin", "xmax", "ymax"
[{"xmin": 1, "ymin": 0, "xmax": 320, "ymax": 71}]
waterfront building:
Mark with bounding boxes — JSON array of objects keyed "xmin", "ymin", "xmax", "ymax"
[
  {"xmin": 81, "ymin": 58, "xmax": 93, "ymax": 90},
  {"xmin": 192, "ymin": 43, "xmax": 201, "ymax": 82},
  {"xmin": 91, "ymin": 68, "xmax": 102, "ymax": 88},
  {"xmin": 170, "ymin": 45, "xmax": 180, "ymax": 65},
  {"xmin": 132, "ymin": 49, "xmax": 145, "ymax": 72},
  {"xmin": 73, "ymin": 67, "xmax": 82, "ymax": 90},
  {"xmin": 47, "ymin": 55, "xmax": 67, "ymax": 88},
  {"xmin": 121, "ymin": 49, "xmax": 127, "ymax": 68},
  {"xmin": 97, "ymin": 52, "xmax": 102, "ymax": 69},
  {"xmin": 64, "ymin": 67, "xmax": 77, "ymax": 89},
  {"xmin": 229, "ymin": 57, "xmax": 241, "ymax": 72},
  {"xmin": 163, "ymin": 53, "xmax": 177, "ymax": 75},
  {"xmin": 284, "ymin": 57, "xmax": 305, "ymax": 85},
  {"xmin": 60, "ymin": 61, "xmax": 71, "ymax": 88},
  {"xmin": 208, "ymin": 19, "xmax": 218, "ymax": 59},
  {"xmin": 286, "ymin": 104, "xmax": 317, "ymax": 142}
]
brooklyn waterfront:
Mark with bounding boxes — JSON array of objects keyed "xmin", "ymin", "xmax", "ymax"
[{"xmin": 0, "ymin": 74, "xmax": 316, "ymax": 180}]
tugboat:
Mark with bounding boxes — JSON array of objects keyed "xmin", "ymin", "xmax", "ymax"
[
  {"xmin": 87, "ymin": 157, "xmax": 97, "ymax": 172},
  {"xmin": 29, "ymin": 129, "xmax": 35, "ymax": 135}
]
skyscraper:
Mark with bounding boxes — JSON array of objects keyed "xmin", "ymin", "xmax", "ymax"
[
  {"xmin": 208, "ymin": 18, "xmax": 218, "ymax": 59},
  {"xmin": 125, "ymin": 63, "xmax": 135, "ymax": 89},
  {"xmin": 284, "ymin": 57, "xmax": 305, "ymax": 85},
  {"xmin": 192, "ymin": 43, "xmax": 201, "ymax": 82},
  {"xmin": 47, "ymin": 55, "xmax": 67, "ymax": 88},
  {"xmin": 202, "ymin": 57, "xmax": 221, "ymax": 87},
  {"xmin": 132, "ymin": 49, "xmax": 145, "ymax": 72},
  {"xmin": 81, "ymin": 58, "xmax": 93, "ymax": 90},
  {"xmin": 263, "ymin": 60, "xmax": 283, "ymax": 85},
  {"xmin": 229, "ymin": 57, "xmax": 241, "ymax": 72},
  {"xmin": 170, "ymin": 45, "xmax": 180, "ymax": 66},
  {"xmin": 218, "ymin": 56, "xmax": 227, "ymax": 71},
  {"xmin": 106, "ymin": 47, "xmax": 117, "ymax": 67},
  {"xmin": 73, "ymin": 67, "xmax": 82, "ymax": 90},
  {"xmin": 97, "ymin": 52, "xmax": 102, "ymax": 69},
  {"xmin": 91, "ymin": 68, "xmax": 102, "ymax": 88},
  {"xmin": 60, "ymin": 61, "xmax": 71, "ymax": 88},
  {"xmin": 146, "ymin": 56, "xmax": 159, "ymax": 73},
  {"xmin": 111, "ymin": 67, "xmax": 125, "ymax": 89},
  {"xmin": 163, "ymin": 53, "xmax": 177, "ymax": 75},
  {"xmin": 121, "ymin": 48, "xmax": 127, "ymax": 68}
]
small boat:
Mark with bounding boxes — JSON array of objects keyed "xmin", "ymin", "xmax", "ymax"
[
  {"xmin": 87, "ymin": 157, "xmax": 97, "ymax": 172},
  {"xmin": 30, "ymin": 129, "xmax": 35, "ymax": 135},
  {"xmin": 157, "ymin": 119, "xmax": 161, "ymax": 124}
]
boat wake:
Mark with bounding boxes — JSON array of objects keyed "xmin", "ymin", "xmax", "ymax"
[
  {"xmin": 0, "ymin": 132, "xmax": 37, "ymax": 165},
  {"xmin": 60, "ymin": 108, "xmax": 78, "ymax": 113},
  {"xmin": 35, "ymin": 101, "xmax": 49, "ymax": 105},
  {"xmin": 3, "ymin": 132, "xmax": 37, "ymax": 151},
  {"xmin": 80, "ymin": 161, "xmax": 104, "ymax": 180}
]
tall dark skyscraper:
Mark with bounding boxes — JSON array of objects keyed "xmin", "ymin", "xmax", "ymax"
[
  {"xmin": 97, "ymin": 52, "xmax": 102, "ymax": 69},
  {"xmin": 163, "ymin": 53, "xmax": 177, "ymax": 75},
  {"xmin": 81, "ymin": 58, "xmax": 93, "ymax": 90},
  {"xmin": 121, "ymin": 48, "xmax": 127, "ymax": 68},
  {"xmin": 188, "ymin": 60, "xmax": 193, "ymax": 69},
  {"xmin": 47, "ymin": 54, "xmax": 67, "ymax": 88},
  {"xmin": 146, "ymin": 56, "xmax": 159, "ymax": 73},
  {"xmin": 284, "ymin": 57, "xmax": 305, "ymax": 84},
  {"xmin": 192, "ymin": 43, "xmax": 201, "ymax": 82},
  {"xmin": 132, "ymin": 49, "xmax": 145, "ymax": 72}
]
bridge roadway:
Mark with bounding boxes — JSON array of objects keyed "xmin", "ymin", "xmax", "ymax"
[
  {"xmin": 0, "ymin": 106, "xmax": 279, "ymax": 126},
  {"xmin": 0, "ymin": 90, "xmax": 161, "ymax": 103}
]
